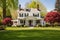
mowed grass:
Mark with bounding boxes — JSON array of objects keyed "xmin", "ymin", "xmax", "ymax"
[
  {"xmin": 6, "ymin": 27, "xmax": 60, "ymax": 30},
  {"xmin": 0, "ymin": 27, "xmax": 60, "ymax": 40}
]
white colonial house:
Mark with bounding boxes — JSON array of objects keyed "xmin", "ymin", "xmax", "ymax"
[{"xmin": 12, "ymin": 8, "xmax": 45, "ymax": 27}]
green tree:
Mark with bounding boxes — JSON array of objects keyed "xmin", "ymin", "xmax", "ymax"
[
  {"xmin": 0, "ymin": 0, "xmax": 6, "ymax": 19},
  {"xmin": 6, "ymin": 0, "xmax": 18, "ymax": 19},
  {"xmin": 0, "ymin": 0, "xmax": 18, "ymax": 19},
  {"xmin": 26, "ymin": 0, "xmax": 47, "ymax": 17}
]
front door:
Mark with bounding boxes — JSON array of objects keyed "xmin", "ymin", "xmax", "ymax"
[{"xmin": 29, "ymin": 20, "xmax": 33, "ymax": 26}]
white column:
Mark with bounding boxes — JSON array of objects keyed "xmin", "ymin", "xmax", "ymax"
[
  {"xmin": 33, "ymin": 20, "xmax": 36, "ymax": 26},
  {"xmin": 25, "ymin": 20, "xmax": 29, "ymax": 26},
  {"xmin": 18, "ymin": 19, "xmax": 21, "ymax": 25},
  {"xmin": 40, "ymin": 19, "xmax": 46, "ymax": 26}
]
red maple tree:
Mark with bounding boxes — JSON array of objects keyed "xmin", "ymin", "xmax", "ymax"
[
  {"xmin": 2, "ymin": 18, "xmax": 13, "ymax": 26},
  {"xmin": 44, "ymin": 11, "xmax": 60, "ymax": 24}
]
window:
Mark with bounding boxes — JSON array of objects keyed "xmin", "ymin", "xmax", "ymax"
[
  {"xmin": 26, "ymin": 9, "xmax": 31, "ymax": 12},
  {"xmin": 37, "ymin": 13, "xmax": 39, "ymax": 17},
  {"xmin": 20, "ymin": 20, "xmax": 23, "ymax": 23},
  {"xmin": 19, "ymin": 13, "xmax": 23, "ymax": 17},
  {"xmin": 25, "ymin": 13, "xmax": 26, "ymax": 17},
  {"xmin": 36, "ymin": 20, "xmax": 40, "ymax": 25},
  {"xmin": 20, "ymin": 20, "xmax": 25, "ymax": 25},
  {"xmin": 33, "ymin": 13, "xmax": 39, "ymax": 17},
  {"xmin": 25, "ymin": 13, "xmax": 29, "ymax": 17},
  {"xmin": 27, "ymin": 13, "xmax": 29, "ymax": 16}
]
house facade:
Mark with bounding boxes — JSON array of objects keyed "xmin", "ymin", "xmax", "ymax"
[
  {"xmin": 12, "ymin": 5, "xmax": 46, "ymax": 27},
  {"xmin": 12, "ymin": 8, "xmax": 46, "ymax": 27}
]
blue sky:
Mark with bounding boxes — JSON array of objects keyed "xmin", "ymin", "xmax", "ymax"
[{"xmin": 18, "ymin": 0, "xmax": 56, "ymax": 12}]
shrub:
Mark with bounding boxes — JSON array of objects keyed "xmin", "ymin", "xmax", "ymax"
[{"xmin": 2, "ymin": 18, "xmax": 13, "ymax": 26}]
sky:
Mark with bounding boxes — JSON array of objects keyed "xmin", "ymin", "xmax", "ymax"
[{"xmin": 18, "ymin": 0, "xmax": 56, "ymax": 12}]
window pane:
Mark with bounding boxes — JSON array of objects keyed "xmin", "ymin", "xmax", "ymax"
[
  {"xmin": 33, "ymin": 13, "xmax": 39, "ymax": 17},
  {"xmin": 25, "ymin": 13, "xmax": 29, "ymax": 17},
  {"xmin": 20, "ymin": 20, "xmax": 23, "ymax": 23},
  {"xmin": 19, "ymin": 13, "xmax": 23, "ymax": 17}
]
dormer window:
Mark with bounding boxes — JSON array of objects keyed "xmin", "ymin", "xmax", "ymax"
[
  {"xmin": 33, "ymin": 13, "xmax": 39, "ymax": 17},
  {"xmin": 26, "ymin": 9, "xmax": 31, "ymax": 12}
]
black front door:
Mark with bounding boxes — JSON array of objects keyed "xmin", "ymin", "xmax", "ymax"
[{"xmin": 29, "ymin": 20, "xmax": 32, "ymax": 26}]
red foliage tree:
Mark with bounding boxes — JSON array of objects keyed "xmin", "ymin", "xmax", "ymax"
[
  {"xmin": 44, "ymin": 11, "xmax": 60, "ymax": 24},
  {"xmin": 2, "ymin": 18, "xmax": 13, "ymax": 26}
]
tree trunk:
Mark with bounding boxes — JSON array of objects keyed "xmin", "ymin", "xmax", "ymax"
[{"xmin": 3, "ymin": 0, "xmax": 6, "ymax": 19}]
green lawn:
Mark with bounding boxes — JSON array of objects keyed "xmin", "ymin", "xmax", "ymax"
[{"xmin": 0, "ymin": 27, "xmax": 60, "ymax": 40}]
